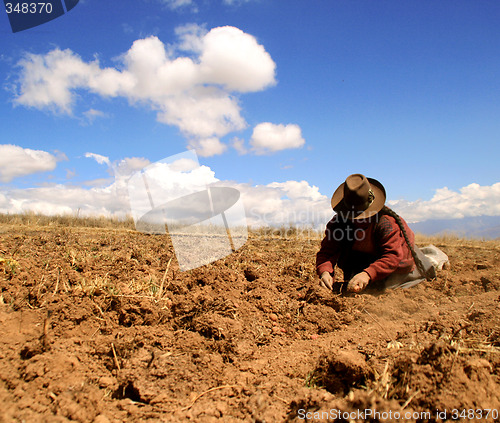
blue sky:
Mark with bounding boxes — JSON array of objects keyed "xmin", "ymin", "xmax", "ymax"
[{"xmin": 1, "ymin": 0, "xmax": 499, "ymax": 226}]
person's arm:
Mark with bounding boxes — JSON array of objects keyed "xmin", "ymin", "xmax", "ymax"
[
  {"xmin": 364, "ymin": 216, "xmax": 411, "ymax": 281},
  {"xmin": 316, "ymin": 220, "xmax": 341, "ymax": 286}
]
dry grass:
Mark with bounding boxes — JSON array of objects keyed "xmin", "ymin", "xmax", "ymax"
[
  {"xmin": 2, "ymin": 213, "xmax": 498, "ymax": 248},
  {"xmin": 250, "ymin": 225, "xmax": 323, "ymax": 240},
  {"xmin": 0, "ymin": 212, "xmax": 135, "ymax": 230},
  {"xmin": 414, "ymin": 232, "xmax": 500, "ymax": 250}
]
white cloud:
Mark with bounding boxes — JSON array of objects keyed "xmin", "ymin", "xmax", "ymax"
[
  {"xmin": 0, "ymin": 192, "xmax": 8, "ymax": 208},
  {"xmin": 188, "ymin": 137, "xmax": 227, "ymax": 157},
  {"xmin": 0, "ymin": 144, "xmax": 63, "ymax": 182},
  {"xmin": 168, "ymin": 157, "xmax": 199, "ymax": 172},
  {"xmin": 83, "ymin": 178, "xmax": 113, "ymax": 187},
  {"xmin": 85, "ymin": 152, "xmax": 111, "ymax": 167},
  {"xmin": 222, "ymin": 0, "xmax": 253, "ymax": 5},
  {"xmin": 160, "ymin": 0, "xmax": 196, "ymax": 10},
  {"xmin": 14, "ymin": 26, "xmax": 277, "ymax": 157},
  {"xmin": 15, "ymin": 49, "xmax": 107, "ymax": 114},
  {"xmin": 129, "ymin": 162, "xmax": 217, "ymax": 208},
  {"xmin": 175, "ymin": 24, "xmax": 206, "ymax": 53},
  {"xmin": 0, "ymin": 149, "xmax": 331, "ymax": 228},
  {"xmin": 267, "ymin": 180, "xmax": 325, "ymax": 201},
  {"xmin": 388, "ymin": 182, "xmax": 500, "ymax": 223},
  {"xmin": 156, "ymin": 88, "xmax": 246, "ymax": 138},
  {"xmin": 2, "ymin": 148, "xmax": 500, "ymax": 231},
  {"xmin": 250, "ymin": 122, "xmax": 305, "ymax": 154},
  {"xmin": 216, "ymin": 179, "xmax": 331, "ymax": 228},
  {"xmin": 231, "ymin": 137, "xmax": 247, "ymax": 155},
  {"xmin": 0, "ymin": 155, "xmax": 155, "ymax": 218},
  {"xmin": 82, "ymin": 108, "xmax": 108, "ymax": 124},
  {"xmin": 199, "ymin": 26, "xmax": 276, "ymax": 93},
  {"xmin": 114, "ymin": 157, "xmax": 151, "ymax": 177},
  {"xmin": 0, "ymin": 184, "xmax": 129, "ymax": 218}
]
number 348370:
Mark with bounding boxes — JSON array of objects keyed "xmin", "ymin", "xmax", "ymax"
[{"xmin": 5, "ymin": 3, "xmax": 53, "ymax": 14}]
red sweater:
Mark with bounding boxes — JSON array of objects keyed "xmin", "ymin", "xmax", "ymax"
[{"xmin": 316, "ymin": 214, "xmax": 415, "ymax": 282}]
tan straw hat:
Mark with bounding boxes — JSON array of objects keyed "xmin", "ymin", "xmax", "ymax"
[{"xmin": 331, "ymin": 174, "xmax": 386, "ymax": 220}]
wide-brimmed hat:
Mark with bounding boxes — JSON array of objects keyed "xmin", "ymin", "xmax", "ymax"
[{"xmin": 331, "ymin": 174, "xmax": 386, "ymax": 220}]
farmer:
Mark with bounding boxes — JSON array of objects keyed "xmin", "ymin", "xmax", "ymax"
[{"xmin": 316, "ymin": 174, "xmax": 434, "ymax": 294}]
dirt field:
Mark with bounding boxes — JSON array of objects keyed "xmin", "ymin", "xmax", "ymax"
[{"xmin": 0, "ymin": 218, "xmax": 499, "ymax": 422}]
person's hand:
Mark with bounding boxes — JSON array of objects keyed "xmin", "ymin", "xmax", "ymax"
[
  {"xmin": 319, "ymin": 272, "xmax": 334, "ymax": 290},
  {"xmin": 347, "ymin": 271, "xmax": 370, "ymax": 293}
]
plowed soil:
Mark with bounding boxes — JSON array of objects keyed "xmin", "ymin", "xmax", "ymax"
[{"xmin": 0, "ymin": 222, "xmax": 499, "ymax": 422}]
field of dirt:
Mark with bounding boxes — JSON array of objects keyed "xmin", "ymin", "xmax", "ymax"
[{"xmin": 0, "ymin": 219, "xmax": 499, "ymax": 422}]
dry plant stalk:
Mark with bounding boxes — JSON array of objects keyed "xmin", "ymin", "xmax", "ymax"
[
  {"xmin": 41, "ymin": 312, "xmax": 51, "ymax": 351},
  {"xmin": 401, "ymin": 390, "xmax": 420, "ymax": 409},
  {"xmin": 157, "ymin": 257, "xmax": 173, "ymax": 299},
  {"xmin": 111, "ymin": 343, "xmax": 120, "ymax": 371},
  {"xmin": 371, "ymin": 361, "xmax": 391, "ymax": 399},
  {"xmin": 180, "ymin": 385, "xmax": 238, "ymax": 412},
  {"xmin": 52, "ymin": 268, "xmax": 60, "ymax": 296}
]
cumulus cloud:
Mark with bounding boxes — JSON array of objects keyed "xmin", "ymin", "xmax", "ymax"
[
  {"xmin": 0, "ymin": 148, "xmax": 331, "ymax": 228},
  {"xmin": 175, "ymin": 23, "xmax": 205, "ymax": 52},
  {"xmin": 216, "ymin": 179, "xmax": 331, "ymax": 228},
  {"xmin": 0, "ymin": 184, "xmax": 129, "ymax": 218},
  {"xmin": 167, "ymin": 157, "xmax": 198, "ymax": 172},
  {"xmin": 0, "ymin": 155, "xmax": 155, "ymax": 218},
  {"xmin": 389, "ymin": 182, "xmax": 500, "ymax": 223},
  {"xmin": 231, "ymin": 137, "xmax": 248, "ymax": 155},
  {"xmin": 14, "ymin": 26, "xmax": 276, "ymax": 157},
  {"xmin": 114, "ymin": 157, "xmax": 151, "ymax": 177},
  {"xmin": 267, "ymin": 180, "xmax": 325, "ymax": 201},
  {"xmin": 250, "ymin": 122, "xmax": 305, "ymax": 154},
  {"xmin": 188, "ymin": 137, "xmax": 227, "ymax": 157},
  {"xmin": 84, "ymin": 178, "xmax": 112, "ymax": 187},
  {"xmin": 2, "ymin": 153, "xmax": 500, "ymax": 230},
  {"xmin": 0, "ymin": 144, "xmax": 64, "ymax": 182},
  {"xmin": 15, "ymin": 49, "xmax": 112, "ymax": 114},
  {"xmin": 199, "ymin": 27, "xmax": 276, "ymax": 92},
  {"xmin": 128, "ymin": 160, "xmax": 218, "ymax": 214}
]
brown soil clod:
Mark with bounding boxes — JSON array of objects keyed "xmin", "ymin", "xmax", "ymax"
[{"xmin": 311, "ymin": 350, "xmax": 374, "ymax": 394}]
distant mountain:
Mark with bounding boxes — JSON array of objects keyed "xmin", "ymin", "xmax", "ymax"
[{"xmin": 409, "ymin": 215, "xmax": 500, "ymax": 239}]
